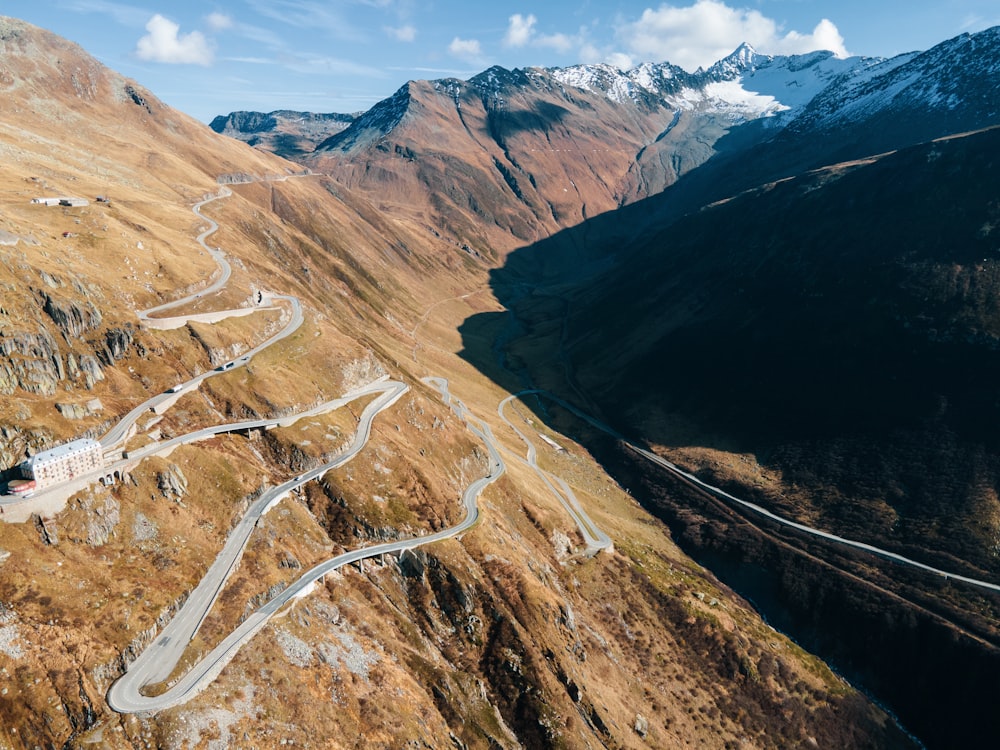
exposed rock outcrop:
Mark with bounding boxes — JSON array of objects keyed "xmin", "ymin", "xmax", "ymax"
[
  {"xmin": 0, "ymin": 328, "xmax": 64, "ymax": 395},
  {"xmin": 157, "ymin": 463, "xmax": 188, "ymax": 501},
  {"xmin": 58, "ymin": 487, "xmax": 122, "ymax": 545},
  {"xmin": 634, "ymin": 714, "xmax": 649, "ymax": 738},
  {"xmin": 398, "ymin": 547, "xmax": 427, "ymax": 578},
  {"xmin": 0, "ymin": 422, "xmax": 53, "ymax": 471},
  {"xmin": 123, "ymin": 83, "xmax": 151, "ymax": 113},
  {"xmin": 76, "ymin": 353, "xmax": 104, "ymax": 389},
  {"xmin": 64, "ymin": 352, "xmax": 106, "ymax": 390},
  {"xmin": 32, "ymin": 513, "xmax": 58, "ymax": 545},
  {"xmin": 54, "ymin": 398, "xmax": 101, "ymax": 420},
  {"xmin": 55, "ymin": 402, "xmax": 88, "ymax": 420},
  {"xmin": 98, "ymin": 325, "xmax": 133, "ymax": 365},
  {"xmin": 42, "ymin": 292, "xmax": 102, "ymax": 338}
]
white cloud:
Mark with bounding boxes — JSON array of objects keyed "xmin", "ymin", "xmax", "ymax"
[
  {"xmin": 615, "ymin": 1, "xmax": 849, "ymax": 71},
  {"xmin": 231, "ymin": 22, "xmax": 287, "ymax": 50},
  {"xmin": 282, "ymin": 53, "xmax": 386, "ymax": 78},
  {"xmin": 959, "ymin": 13, "xmax": 1000, "ymax": 33},
  {"xmin": 771, "ymin": 18, "xmax": 847, "ymax": 58},
  {"xmin": 606, "ymin": 52, "xmax": 635, "ymax": 70},
  {"xmin": 224, "ymin": 56, "xmax": 274, "ymax": 65},
  {"xmin": 448, "ymin": 37, "xmax": 484, "ymax": 63},
  {"xmin": 503, "ymin": 13, "xmax": 579, "ymax": 54},
  {"xmin": 578, "ymin": 42, "xmax": 604, "ymax": 64},
  {"xmin": 504, "ymin": 13, "xmax": 536, "ymax": 47},
  {"xmin": 135, "ymin": 14, "xmax": 214, "ymax": 65},
  {"xmin": 536, "ymin": 31, "xmax": 575, "ymax": 53},
  {"xmin": 206, "ymin": 12, "xmax": 234, "ymax": 31},
  {"xmin": 385, "ymin": 25, "xmax": 417, "ymax": 42},
  {"xmin": 246, "ymin": 0, "xmax": 364, "ymax": 42}
]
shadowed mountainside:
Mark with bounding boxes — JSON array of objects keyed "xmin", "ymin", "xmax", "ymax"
[{"xmin": 459, "ymin": 126, "xmax": 1000, "ymax": 749}]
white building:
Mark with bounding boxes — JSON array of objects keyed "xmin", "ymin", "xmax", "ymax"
[
  {"xmin": 21, "ymin": 438, "xmax": 103, "ymax": 490},
  {"xmin": 29, "ymin": 197, "xmax": 90, "ymax": 207}
]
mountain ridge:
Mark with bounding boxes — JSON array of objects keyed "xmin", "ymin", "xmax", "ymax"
[
  {"xmin": 208, "ymin": 31, "xmax": 1000, "ymax": 271},
  {"xmin": 215, "ymin": 26, "xmax": 1000, "ymax": 252}
]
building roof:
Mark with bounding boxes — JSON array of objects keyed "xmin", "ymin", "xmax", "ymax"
[{"xmin": 28, "ymin": 438, "xmax": 101, "ymax": 467}]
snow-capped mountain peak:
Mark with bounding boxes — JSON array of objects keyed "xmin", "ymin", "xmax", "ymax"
[
  {"xmin": 546, "ymin": 46, "xmax": 884, "ymax": 125},
  {"xmin": 705, "ymin": 42, "xmax": 768, "ymax": 79},
  {"xmin": 548, "ymin": 60, "xmax": 692, "ymax": 104}
]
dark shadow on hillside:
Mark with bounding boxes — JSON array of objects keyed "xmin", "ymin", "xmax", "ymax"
[
  {"xmin": 457, "ymin": 126, "xmax": 1000, "ymax": 750},
  {"xmin": 487, "ymin": 101, "xmax": 575, "ymax": 141}
]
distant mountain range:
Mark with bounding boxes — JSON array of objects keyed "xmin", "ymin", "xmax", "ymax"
[
  {"xmin": 216, "ymin": 42, "xmax": 885, "ymax": 156},
  {"xmin": 209, "ymin": 110, "xmax": 357, "ymax": 158},
  {"xmin": 214, "ymin": 26, "xmax": 1000, "ymax": 257}
]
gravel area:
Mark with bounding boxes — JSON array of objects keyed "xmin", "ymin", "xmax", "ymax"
[
  {"xmin": 317, "ymin": 632, "xmax": 379, "ymax": 680},
  {"xmin": 163, "ymin": 683, "xmax": 256, "ymax": 750},
  {"xmin": 0, "ymin": 622, "xmax": 24, "ymax": 659},
  {"xmin": 132, "ymin": 511, "xmax": 158, "ymax": 542},
  {"xmin": 275, "ymin": 628, "xmax": 314, "ymax": 668}
]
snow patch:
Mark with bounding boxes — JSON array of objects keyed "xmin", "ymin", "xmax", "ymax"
[{"xmin": 702, "ymin": 80, "xmax": 788, "ymax": 118}]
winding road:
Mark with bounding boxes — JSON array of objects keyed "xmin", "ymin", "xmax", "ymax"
[
  {"xmin": 107, "ymin": 379, "xmax": 407, "ymax": 711},
  {"xmin": 100, "ymin": 186, "xmax": 304, "ymax": 450},
  {"xmin": 498, "ymin": 393, "xmax": 611, "ymax": 555},
  {"xmin": 107, "ymin": 374, "xmax": 510, "ymax": 712},
  {"xmin": 101, "ymin": 183, "xmax": 512, "ymax": 712}
]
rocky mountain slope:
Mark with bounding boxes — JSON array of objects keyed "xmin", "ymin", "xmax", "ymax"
[{"xmin": 0, "ymin": 16, "xmax": 912, "ymax": 750}]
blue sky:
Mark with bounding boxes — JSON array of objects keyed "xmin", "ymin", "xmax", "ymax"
[{"xmin": 5, "ymin": 1, "xmax": 1000, "ymax": 122}]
